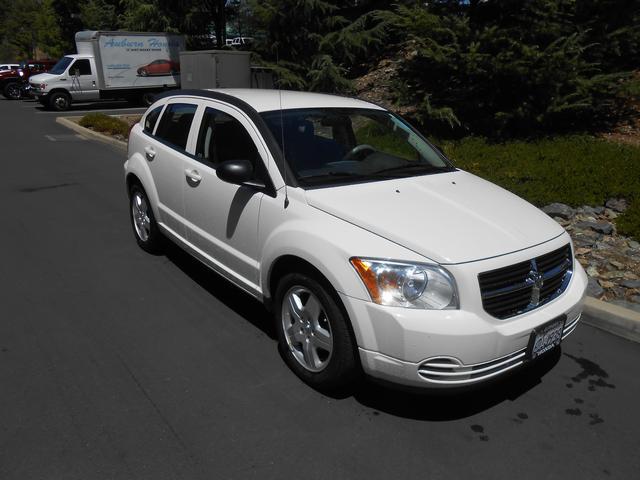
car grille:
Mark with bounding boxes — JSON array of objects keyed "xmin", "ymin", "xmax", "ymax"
[{"xmin": 478, "ymin": 244, "xmax": 573, "ymax": 319}]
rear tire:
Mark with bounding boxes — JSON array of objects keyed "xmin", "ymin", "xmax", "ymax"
[
  {"xmin": 128, "ymin": 183, "xmax": 163, "ymax": 254},
  {"xmin": 274, "ymin": 272, "xmax": 360, "ymax": 392}
]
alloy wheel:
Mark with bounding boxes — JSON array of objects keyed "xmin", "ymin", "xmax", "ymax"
[
  {"xmin": 131, "ymin": 190, "xmax": 151, "ymax": 242},
  {"xmin": 281, "ymin": 286, "xmax": 333, "ymax": 372}
]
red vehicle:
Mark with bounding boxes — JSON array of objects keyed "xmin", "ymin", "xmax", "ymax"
[
  {"xmin": 136, "ymin": 59, "xmax": 180, "ymax": 77},
  {"xmin": 0, "ymin": 59, "xmax": 57, "ymax": 99}
]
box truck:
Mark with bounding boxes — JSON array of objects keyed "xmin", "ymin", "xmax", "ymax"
[{"xmin": 29, "ymin": 31, "xmax": 185, "ymax": 111}]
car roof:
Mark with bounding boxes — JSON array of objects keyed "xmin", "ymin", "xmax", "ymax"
[{"xmin": 201, "ymin": 89, "xmax": 385, "ymax": 113}]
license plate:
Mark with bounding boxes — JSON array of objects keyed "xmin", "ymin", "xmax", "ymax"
[{"xmin": 526, "ymin": 316, "xmax": 566, "ymax": 360}]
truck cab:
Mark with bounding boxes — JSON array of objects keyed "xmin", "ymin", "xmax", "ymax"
[{"xmin": 30, "ymin": 55, "xmax": 99, "ymax": 110}]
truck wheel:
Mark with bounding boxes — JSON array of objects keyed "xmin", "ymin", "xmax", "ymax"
[
  {"xmin": 140, "ymin": 92, "xmax": 156, "ymax": 107},
  {"xmin": 274, "ymin": 272, "xmax": 360, "ymax": 392},
  {"xmin": 3, "ymin": 82, "xmax": 22, "ymax": 100},
  {"xmin": 49, "ymin": 92, "xmax": 71, "ymax": 111}
]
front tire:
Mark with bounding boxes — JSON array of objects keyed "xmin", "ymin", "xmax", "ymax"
[
  {"xmin": 48, "ymin": 92, "xmax": 71, "ymax": 111},
  {"xmin": 3, "ymin": 82, "xmax": 22, "ymax": 100},
  {"xmin": 275, "ymin": 272, "xmax": 360, "ymax": 392},
  {"xmin": 129, "ymin": 183, "xmax": 162, "ymax": 253}
]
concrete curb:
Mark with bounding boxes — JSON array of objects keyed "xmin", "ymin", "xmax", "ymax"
[
  {"xmin": 56, "ymin": 116, "xmax": 127, "ymax": 153},
  {"xmin": 582, "ymin": 296, "xmax": 640, "ymax": 343}
]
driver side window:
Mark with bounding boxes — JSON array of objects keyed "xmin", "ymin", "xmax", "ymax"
[{"xmin": 195, "ymin": 107, "xmax": 260, "ymax": 168}]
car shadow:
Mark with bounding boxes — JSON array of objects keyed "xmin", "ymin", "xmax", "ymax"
[
  {"xmin": 161, "ymin": 238, "xmax": 562, "ymax": 420},
  {"xmin": 163, "ymin": 240, "xmax": 276, "ymax": 340}
]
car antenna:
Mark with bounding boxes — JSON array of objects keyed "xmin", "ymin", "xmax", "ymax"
[{"xmin": 276, "ymin": 47, "xmax": 289, "ymax": 209}]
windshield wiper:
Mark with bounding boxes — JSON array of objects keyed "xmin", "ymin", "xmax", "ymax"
[
  {"xmin": 300, "ymin": 171, "xmax": 390, "ymax": 184},
  {"xmin": 374, "ymin": 164, "xmax": 453, "ymax": 176}
]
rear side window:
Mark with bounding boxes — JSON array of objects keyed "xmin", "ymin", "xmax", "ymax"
[
  {"xmin": 195, "ymin": 107, "xmax": 259, "ymax": 166},
  {"xmin": 143, "ymin": 105, "xmax": 163, "ymax": 134},
  {"xmin": 155, "ymin": 103, "xmax": 197, "ymax": 151}
]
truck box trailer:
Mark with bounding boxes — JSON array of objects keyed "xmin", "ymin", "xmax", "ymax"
[{"xmin": 30, "ymin": 31, "xmax": 185, "ymax": 110}]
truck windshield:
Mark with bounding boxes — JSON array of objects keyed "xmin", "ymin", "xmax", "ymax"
[
  {"xmin": 260, "ymin": 108, "xmax": 455, "ymax": 187},
  {"xmin": 49, "ymin": 57, "xmax": 74, "ymax": 75}
]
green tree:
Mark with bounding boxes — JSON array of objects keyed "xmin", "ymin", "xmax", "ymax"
[{"xmin": 79, "ymin": 0, "xmax": 118, "ymax": 30}]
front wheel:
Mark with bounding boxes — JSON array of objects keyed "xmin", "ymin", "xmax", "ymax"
[
  {"xmin": 48, "ymin": 92, "xmax": 71, "ymax": 111},
  {"xmin": 3, "ymin": 82, "xmax": 22, "ymax": 100},
  {"xmin": 275, "ymin": 272, "xmax": 360, "ymax": 392}
]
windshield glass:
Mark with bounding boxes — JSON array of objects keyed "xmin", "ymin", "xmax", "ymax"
[
  {"xmin": 260, "ymin": 108, "xmax": 454, "ymax": 187},
  {"xmin": 49, "ymin": 57, "xmax": 74, "ymax": 75}
]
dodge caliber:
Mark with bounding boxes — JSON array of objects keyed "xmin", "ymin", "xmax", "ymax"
[{"xmin": 124, "ymin": 89, "xmax": 588, "ymax": 391}]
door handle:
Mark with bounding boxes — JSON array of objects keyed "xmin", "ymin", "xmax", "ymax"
[
  {"xmin": 185, "ymin": 168, "xmax": 202, "ymax": 187},
  {"xmin": 144, "ymin": 146, "xmax": 156, "ymax": 161}
]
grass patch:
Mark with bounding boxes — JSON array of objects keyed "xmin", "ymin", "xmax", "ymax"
[
  {"xmin": 79, "ymin": 113, "xmax": 130, "ymax": 139},
  {"xmin": 440, "ymin": 135, "xmax": 640, "ymax": 239}
]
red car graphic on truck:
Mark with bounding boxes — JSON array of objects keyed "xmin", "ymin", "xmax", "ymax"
[{"xmin": 136, "ymin": 59, "xmax": 179, "ymax": 77}]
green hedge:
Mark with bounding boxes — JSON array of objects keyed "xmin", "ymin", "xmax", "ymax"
[
  {"xmin": 441, "ymin": 136, "xmax": 640, "ymax": 239},
  {"xmin": 79, "ymin": 113, "xmax": 130, "ymax": 138}
]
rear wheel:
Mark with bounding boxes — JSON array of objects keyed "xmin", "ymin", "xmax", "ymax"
[
  {"xmin": 275, "ymin": 272, "xmax": 360, "ymax": 392},
  {"xmin": 140, "ymin": 91, "xmax": 156, "ymax": 107},
  {"xmin": 129, "ymin": 183, "xmax": 163, "ymax": 253}
]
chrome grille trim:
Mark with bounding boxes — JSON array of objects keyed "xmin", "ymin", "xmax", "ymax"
[
  {"xmin": 562, "ymin": 313, "xmax": 581, "ymax": 340},
  {"xmin": 478, "ymin": 244, "xmax": 573, "ymax": 319},
  {"xmin": 418, "ymin": 348, "xmax": 526, "ymax": 385}
]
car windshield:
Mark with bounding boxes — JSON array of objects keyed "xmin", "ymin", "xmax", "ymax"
[
  {"xmin": 260, "ymin": 108, "xmax": 454, "ymax": 187},
  {"xmin": 49, "ymin": 56, "xmax": 74, "ymax": 75}
]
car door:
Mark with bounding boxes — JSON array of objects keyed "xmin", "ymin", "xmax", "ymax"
[
  {"xmin": 67, "ymin": 58, "xmax": 98, "ymax": 101},
  {"xmin": 181, "ymin": 103, "xmax": 270, "ymax": 295},
  {"xmin": 144, "ymin": 101, "xmax": 199, "ymax": 239}
]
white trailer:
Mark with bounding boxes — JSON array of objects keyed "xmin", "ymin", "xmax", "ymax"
[{"xmin": 30, "ymin": 31, "xmax": 185, "ymax": 110}]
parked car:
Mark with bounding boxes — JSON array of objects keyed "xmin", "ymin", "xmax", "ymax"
[
  {"xmin": 124, "ymin": 89, "xmax": 587, "ymax": 392},
  {"xmin": 231, "ymin": 37, "xmax": 253, "ymax": 47},
  {"xmin": 137, "ymin": 59, "xmax": 180, "ymax": 77},
  {"xmin": 0, "ymin": 64, "xmax": 20, "ymax": 71},
  {"xmin": 0, "ymin": 59, "xmax": 56, "ymax": 99}
]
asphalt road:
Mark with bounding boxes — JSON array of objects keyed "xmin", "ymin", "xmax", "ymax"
[{"xmin": 1, "ymin": 98, "xmax": 639, "ymax": 480}]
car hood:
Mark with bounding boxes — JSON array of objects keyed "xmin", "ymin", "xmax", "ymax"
[
  {"xmin": 304, "ymin": 170, "xmax": 565, "ymax": 264},
  {"xmin": 29, "ymin": 73, "xmax": 57, "ymax": 83}
]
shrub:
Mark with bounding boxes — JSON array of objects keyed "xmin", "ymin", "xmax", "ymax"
[
  {"xmin": 79, "ymin": 113, "xmax": 130, "ymax": 138},
  {"xmin": 441, "ymin": 135, "xmax": 640, "ymax": 239}
]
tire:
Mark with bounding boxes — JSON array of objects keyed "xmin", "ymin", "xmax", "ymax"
[
  {"xmin": 275, "ymin": 272, "xmax": 360, "ymax": 392},
  {"xmin": 140, "ymin": 91, "xmax": 156, "ymax": 107},
  {"xmin": 48, "ymin": 92, "xmax": 71, "ymax": 111},
  {"xmin": 139, "ymin": 69, "xmax": 148, "ymax": 77},
  {"xmin": 128, "ymin": 183, "xmax": 163, "ymax": 254},
  {"xmin": 4, "ymin": 82, "xmax": 22, "ymax": 100}
]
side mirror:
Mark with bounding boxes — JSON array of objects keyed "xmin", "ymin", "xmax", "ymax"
[{"xmin": 216, "ymin": 159, "xmax": 254, "ymax": 185}]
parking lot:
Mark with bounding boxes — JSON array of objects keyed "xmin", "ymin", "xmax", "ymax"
[{"xmin": 1, "ymin": 97, "xmax": 639, "ymax": 479}]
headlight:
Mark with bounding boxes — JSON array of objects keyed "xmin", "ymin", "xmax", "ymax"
[
  {"xmin": 18, "ymin": 70, "xmax": 24, "ymax": 77},
  {"xmin": 350, "ymin": 257, "xmax": 459, "ymax": 309}
]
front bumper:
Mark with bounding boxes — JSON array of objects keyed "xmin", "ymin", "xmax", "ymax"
[{"xmin": 340, "ymin": 236, "xmax": 588, "ymax": 389}]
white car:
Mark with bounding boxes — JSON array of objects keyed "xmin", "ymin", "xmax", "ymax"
[
  {"xmin": 124, "ymin": 89, "xmax": 587, "ymax": 391},
  {"xmin": 0, "ymin": 64, "xmax": 19, "ymax": 71}
]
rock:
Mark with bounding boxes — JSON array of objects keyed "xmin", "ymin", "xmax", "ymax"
[
  {"xmin": 605, "ymin": 198, "xmax": 628, "ymax": 213},
  {"xmin": 609, "ymin": 260, "xmax": 625, "ymax": 269},
  {"xmin": 600, "ymin": 271, "xmax": 625, "ymax": 280},
  {"xmin": 586, "ymin": 265, "xmax": 599, "ymax": 277},
  {"xmin": 598, "ymin": 280, "xmax": 615, "ymax": 289},
  {"xmin": 629, "ymin": 240, "xmax": 640, "ymax": 250},
  {"xmin": 575, "ymin": 247, "xmax": 590, "ymax": 256},
  {"xmin": 542, "ymin": 203, "xmax": 575, "ymax": 220},
  {"xmin": 576, "ymin": 220, "xmax": 614, "ymax": 235},
  {"xmin": 621, "ymin": 280, "xmax": 640, "ymax": 289},
  {"xmin": 631, "ymin": 295, "xmax": 640, "ymax": 304},
  {"xmin": 586, "ymin": 277, "xmax": 604, "ymax": 298},
  {"xmin": 582, "ymin": 205, "xmax": 605, "ymax": 215}
]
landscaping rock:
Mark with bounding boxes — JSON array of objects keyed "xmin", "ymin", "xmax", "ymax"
[
  {"xmin": 629, "ymin": 240, "xmax": 640, "ymax": 249},
  {"xmin": 576, "ymin": 220, "xmax": 614, "ymax": 235},
  {"xmin": 621, "ymin": 280, "xmax": 640, "ymax": 289},
  {"xmin": 586, "ymin": 277, "xmax": 604, "ymax": 298},
  {"xmin": 605, "ymin": 198, "xmax": 628, "ymax": 212},
  {"xmin": 542, "ymin": 203, "xmax": 575, "ymax": 220}
]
